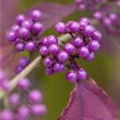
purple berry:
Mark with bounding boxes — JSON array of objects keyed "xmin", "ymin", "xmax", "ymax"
[
  {"xmin": 45, "ymin": 67, "xmax": 54, "ymax": 75},
  {"xmin": 55, "ymin": 22, "xmax": 66, "ymax": 34},
  {"xmin": 18, "ymin": 78, "xmax": 30, "ymax": 90},
  {"xmin": 9, "ymin": 93, "xmax": 20, "ymax": 106},
  {"xmin": 16, "ymin": 14, "xmax": 25, "ymax": 25},
  {"xmin": 22, "ymin": 20, "xmax": 32, "ymax": 29},
  {"xmin": 43, "ymin": 57, "xmax": 53, "ymax": 67},
  {"xmin": 89, "ymin": 40, "xmax": 100, "ymax": 51},
  {"xmin": 19, "ymin": 57, "xmax": 30, "ymax": 67},
  {"xmin": 72, "ymin": 37, "xmax": 84, "ymax": 48},
  {"xmin": 30, "ymin": 10, "xmax": 42, "ymax": 22},
  {"xmin": 39, "ymin": 45, "xmax": 49, "ymax": 56},
  {"xmin": 28, "ymin": 90, "xmax": 43, "ymax": 104},
  {"xmin": 83, "ymin": 25, "xmax": 95, "ymax": 36},
  {"xmin": 16, "ymin": 43, "xmax": 24, "ymax": 52},
  {"xmin": 32, "ymin": 22, "xmax": 43, "ymax": 34},
  {"xmin": 57, "ymin": 51, "xmax": 69, "ymax": 62},
  {"xmin": 49, "ymin": 44, "xmax": 60, "ymax": 55},
  {"xmin": 93, "ymin": 11, "xmax": 102, "ymax": 20},
  {"xmin": 80, "ymin": 17, "xmax": 90, "ymax": 24},
  {"xmin": 66, "ymin": 70, "xmax": 77, "ymax": 83},
  {"xmin": 25, "ymin": 41, "xmax": 36, "ymax": 52},
  {"xmin": 1, "ymin": 79, "xmax": 10, "ymax": 91},
  {"xmin": 78, "ymin": 46, "xmax": 89, "ymax": 58},
  {"xmin": 47, "ymin": 35, "xmax": 58, "ymax": 45},
  {"xmin": 15, "ymin": 65, "xmax": 23, "ymax": 74},
  {"xmin": 30, "ymin": 104, "xmax": 47, "ymax": 116},
  {"xmin": 7, "ymin": 31, "xmax": 17, "ymax": 42},
  {"xmin": 92, "ymin": 30, "xmax": 102, "ymax": 41},
  {"xmin": 16, "ymin": 106, "xmax": 29, "ymax": 120},
  {"xmin": 53, "ymin": 63, "xmax": 65, "ymax": 73},
  {"xmin": 64, "ymin": 43, "xmax": 75, "ymax": 55},
  {"xmin": 68, "ymin": 21, "xmax": 80, "ymax": 33},
  {"xmin": 11, "ymin": 25, "xmax": 20, "ymax": 32},
  {"xmin": 19, "ymin": 27, "xmax": 29, "ymax": 39},
  {"xmin": 85, "ymin": 52, "xmax": 95, "ymax": 61},
  {"xmin": 0, "ymin": 109, "xmax": 14, "ymax": 120},
  {"xmin": 77, "ymin": 68, "xmax": 87, "ymax": 81}
]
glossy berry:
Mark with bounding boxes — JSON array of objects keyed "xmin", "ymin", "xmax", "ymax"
[
  {"xmin": 16, "ymin": 14, "xmax": 25, "ymax": 25},
  {"xmin": 66, "ymin": 70, "xmax": 77, "ymax": 83},
  {"xmin": 18, "ymin": 78, "xmax": 30, "ymax": 90},
  {"xmin": 32, "ymin": 22, "xmax": 43, "ymax": 34},
  {"xmin": 78, "ymin": 46, "xmax": 89, "ymax": 58},
  {"xmin": 28, "ymin": 90, "xmax": 43, "ymax": 104},
  {"xmin": 55, "ymin": 22, "xmax": 66, "ymax": 34},
  {"xmin": 39, "ymin": 45, "xmax": 49, "ymax": 56},
  {"xmin": 43, "ymin": 57, "xmax": 53, "ymax": 68},
  {"xmin": 64, "ymin": 43, "xmax": 75, "ymax": 55},
  {"xmin": 85, "ymin": 52, "xmax": 95, "ymax": 61},
  {"xmin": 15, "ymin": 43, "xmax": 24, "ymax": 52},
  {"xmin": 49, "ymin": 44, "xmax": 60, "ymax": 55},
  {"xmin": 72, "ymin": 37, "xmax": 84, "ymax": 48},
  {"xmin": 22, "ymin": 20, "xmax": 32, "ymax": 29},
  {"xmin": 47, "ymin": 35, "xmax": 58, "ymax": 45},
  {"xmin": 25, "ymin": 41, "xmax": 36, "ymax": 52},
  {"xmin": 45, "ymin": 67, "xmax": 54, "ymax": 75},
  {"xmin": 19, "ymin": 27, "xmax": 29, "ymax": 39},
  {"xmin": 30, "ymin": 10, "xmax": 42, "ymax": 22},
  {"xmin": 7, "ymin": 31, "xmax": 17, "ymax": 42},
  {"xmin": 92, "ymin": 30, "xmax": 102, "ymax": 41},
  {"xmin": 53, "ymin": 63, "xmax": 65, "ymax": 73},
  {"xmin": 77, "ymin": 68, "xmax": 87, "ymax": 81},
  {"xmin": 83, "ymin": 25, "xmax": 95, "ymax": 36},
  {"xmin": 57, "ymin": 51, "xmax": 69, "ymax": 62},
  {"xmin": 19, "ymin": 57, "xmax": 30, "ymax": 67},
  {"xmin": 89, "ymin": 40, "xmax": 100, "ymax": 51}
]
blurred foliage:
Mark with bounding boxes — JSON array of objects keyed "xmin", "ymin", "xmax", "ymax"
[{"xmin": 4, "ymin": 0, "xmax": 120, "ymax": 119}]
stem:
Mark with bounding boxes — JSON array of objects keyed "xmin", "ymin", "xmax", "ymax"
[{"xmin": 0, "ymin": 34, "xmax": 71, "ymax": 99}]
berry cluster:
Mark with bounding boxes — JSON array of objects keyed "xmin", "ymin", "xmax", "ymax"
[
  {"xmin": 6, "ymin": 10, "xmax": 43, "ymax": 53},
  {"xmin": 75, "ymin": 0, "xmax": 104, "ymax": 11},
  {"xmin": 15, "ymin": 57, "xmax": 30, "ymax": 74},
  {"xmin": 93, "ymin": 5, "xmax": 120, "ymax": 36},
  {"xmin": 0, "ymin": 76, "xmax": 47, "ymax": 120},
  {"xmin": 39, "ymin": 18, "xmax": 101, "ymax": 83}
]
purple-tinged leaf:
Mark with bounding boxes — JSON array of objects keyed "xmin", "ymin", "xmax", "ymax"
[
  {"xmin": 58, "ymin": 77, "xmax": 118, "ymax": 120},
  {"xmin": 28, "ymin": 2, "xmax": 76, "ymax": 32}
]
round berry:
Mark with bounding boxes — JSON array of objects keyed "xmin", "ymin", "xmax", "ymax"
[
  {"xmin": 47, "ymin": 35, "xmax": 58, "ymax": 45},
  {"xmin": 22, "ymin": 20, "xmax": 32, "ymax": 29},
  {"xmin": 9, "ymin": 93, "xmax": 20, "ymax": 106},
  {"xmin": 92, "ymin": 30, "xmax": 102, "ymax": 41},
  {"xmin": 85, "ymin": 52, "xmax": 95, "ymax": 61},
  {"xmin": 78, "ymin": 46, "xmax": 89, "ymax": 58},
  {"xmin": 11, "ymin": 25, "xmax": 20, "ymax": 32},
  {"xmin": 19, "ymin": 27, "xmax": 29, "ymax": 39},
  {"xmin": 55, "ymin": 22, "xmax": 66, "ymax": 34},
  {"xmin": 77, "ymin": 68, "xmax": 87, "ymax": 81},
  {"xmin": 16, "ymin": 43, "xmax": 24, "ymax": 52},
  {"xmin": 30, "ymin": 104, "xmax": 47, "ymax": 116},
  {"xmin": 19, "ymin": 57, "xmax": 30, "ymax": 67},
  {"xmin": 15, "ymin": 65, "xmax": 23, "ymax": 74},
  {"xmin": 32, "ymin": 22, "xmax": 43, "ymax": 34},
  {"xmin": 18, "ymin": 78, "xmax": 30, "ymax": 90},
  {"xmin": 45, "ymin": 67, "xmax": 54, "ymax": 75},
  {"xmin": 0, "ymin": 109, "xmax": 14, "ymax": 120},
  {"xmin": 49, "ymin": 44, "xmax": 60, "ymax": 55},
  {"xmin": 72, "ymin": 37, "xmax": 84, "ymax": 48},
  {"xmin": 83, "ymin": 25, "xmax": 95, "ymax": 36},
  {"xmin": 39, "ymin": 45, "xmax": 49, "ymax": 56},
  {"xmin": 89, "ymin": 40, "xmax": 100, "ymax": 51},
  {"xmin": 7, "ymin": 31, "xmax": 17, "ymax": 42},
  {"xmin": 25, "ymin": 41, "xmax": 36, "ymax": 52},
  {"xmin": 64, "ymin": 43, "xmax": 75, "ymax": 55},
  {"xmin": 43, "ymin": 57, "xmax": 53, "ymax": 68},
  {"xmin": 66, "ymin": 70, "xmax": 77, "ymax": 83},
  {"xmin": 68, "ymin": 21, "xmax": 80, "ymax": 33},
  {"xmin": 16, "ymin": 14, "xmax": 25, "ymax": 25},
  {"xmin": 28, "ymin": 90, "xmax": 43, "ymax": 104},
  {"xmin": 30, "ymin": 10, "xmax": 42, "ymax": 22},
  {"xmin": 57, "ymin": 51, "xmax": 69, "ymax": 62}
]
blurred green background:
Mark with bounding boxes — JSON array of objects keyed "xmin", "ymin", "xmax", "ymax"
[{"xmin": 2, "ymin": 0, "xmax": 120, "ymax": 119}]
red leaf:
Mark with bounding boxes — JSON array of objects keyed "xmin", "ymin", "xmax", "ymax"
[{"xmin": 58, "ymin": 77, "xmax": 118, "ymax": 120}]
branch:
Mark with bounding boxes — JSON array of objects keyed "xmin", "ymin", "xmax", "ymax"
[{"xmin": 0, "ymin": 34, "xmax": 71, "ymax": 99}]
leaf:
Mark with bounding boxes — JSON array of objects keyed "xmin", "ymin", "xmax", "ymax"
[
  {"xmin": 27, "ymin": 2, "xmax": 76, "ymax": 32},
  {"xmin": 58, "ymin": 77, "xmax": 118, "ymax": 120}
]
